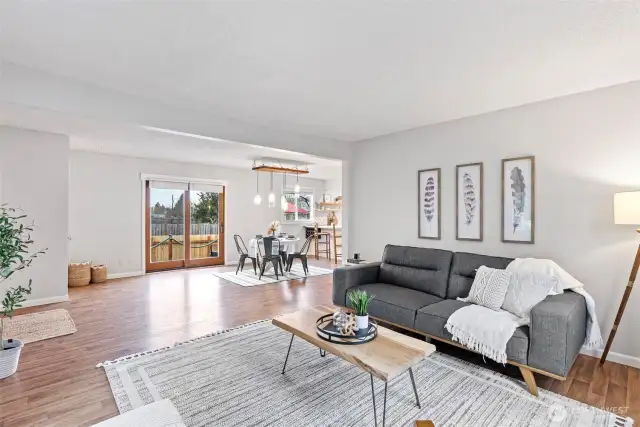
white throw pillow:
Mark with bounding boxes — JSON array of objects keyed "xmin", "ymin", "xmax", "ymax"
[
  {"xmin": 501, "ymin": 271, "xmax": 557, "ymax": 318},
  {"xmin": 463, "ymin": 266, "xmax": 512, "ymax": 311}
]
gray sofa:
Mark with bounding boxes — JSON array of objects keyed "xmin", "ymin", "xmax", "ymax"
[{"xmin": 333, "ymin": 245, "xmax": 587, "ymax": 395}]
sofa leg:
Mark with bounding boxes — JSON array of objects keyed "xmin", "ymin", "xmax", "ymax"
[{"xmin": 519, "ymin": 366, "xmax": 539, "ymax": 397}]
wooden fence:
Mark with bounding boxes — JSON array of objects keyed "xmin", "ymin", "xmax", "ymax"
[
  {"xmin": 151, "ymin": 223, "xmax": 219, "ymax": 237},
  {"xmin": 150, "ymin": 234, "xmax": 220, "ymax": 262}
]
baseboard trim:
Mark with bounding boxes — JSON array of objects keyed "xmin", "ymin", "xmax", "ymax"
[
  {"xmin": 581, "ymin": 348, "xmax": 640, "ymax": 369},
  {"xmin": 108, "ymin": 271, "xmax": 144, "ymax": 280},
  {"xmin": 21, "ymin": 295, "xmax": 69, "ymax": 308}
]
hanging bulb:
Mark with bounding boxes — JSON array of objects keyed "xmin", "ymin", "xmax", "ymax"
[
  {"xmin": 253, "ymin": 170, "xmax": 262, "ymax": 205},
  {"xmin": 281, "ymin": 172, "xmax": 288, "ymax": 211},
  {"xmin": 294, "ymin": 170, "xmax": 300, "ymax": 193},
  {"xmin": 268, "ymin": 172, "xmax": 276, "ymax": 208}
]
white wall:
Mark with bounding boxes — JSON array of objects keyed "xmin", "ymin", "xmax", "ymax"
[
  {"xmin": 350, "ymin": 81, "xmax": 640, "ymax": 360},
  {"xmin": 69, "ymin": 151, "xmax": 327, "ymax": 274},
  {"xmin": 0, "ymin": 127, "xmax": 69, "ymax": 304}
]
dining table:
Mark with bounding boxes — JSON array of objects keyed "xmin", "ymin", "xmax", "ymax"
[{"xmin": 248, "ymin": 236, "xmax": 301, "ymax": 271}]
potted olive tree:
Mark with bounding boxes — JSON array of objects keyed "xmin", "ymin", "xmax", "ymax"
[{"xmin": 0, "ymin": 205, "xmax": 46, "ymax": 379}]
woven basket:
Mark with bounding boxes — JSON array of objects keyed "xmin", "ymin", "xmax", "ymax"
[
  {"xmin": 91, "ymin": 264, "xmax": 108, "ymax": 284},
  {"xmin": 68, "ymin": 262, "xmax": 91, "ymax": 287}
]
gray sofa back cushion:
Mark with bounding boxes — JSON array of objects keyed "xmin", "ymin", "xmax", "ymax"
[
  {"xmin": 448, "ymin": 252, "xmax": 513, "ymax": 299},
  {"xmin": 379, "ymin": 245, "xmax": 453, "ymax": 298}
]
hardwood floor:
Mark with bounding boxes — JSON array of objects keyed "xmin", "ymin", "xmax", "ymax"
[{"xmin": 1, "ymin": 260, "xmax": 638, "ymax": 426}]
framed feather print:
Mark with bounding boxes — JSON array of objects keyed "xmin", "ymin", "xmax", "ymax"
[
  {"xmin": 502, "ymin": 156, "xmax": 535, "ymax": 244},
  {"xmin": 418, "ymin": 168, "xmax": 441, "ymax": 239},
  {"xmin": 456, "ymin": 162, "xmax": 483, "ymax": 241}
]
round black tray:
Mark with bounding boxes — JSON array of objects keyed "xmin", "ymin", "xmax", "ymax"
[{"xmin": 315, "ymin": 314, "xmax": 378, "ymax": 345}]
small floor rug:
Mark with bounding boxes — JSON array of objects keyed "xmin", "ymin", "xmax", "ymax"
[
  {"xmin": 2, "ymin": 309, "xmax": 77, "ymax": 343},
  {"xmin": 99, "ymin": 321, "xmax": 632, "ymax": 427},
  {"xmin": 213, "ymin": 264, "xmax": 333, "ymax": 287},
  {"xmin": 92, "ymin": 399, "xmax": 185, "ymax": 427}
]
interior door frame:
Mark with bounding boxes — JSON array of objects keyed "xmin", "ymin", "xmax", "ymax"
[{"xmin": 142, "ymin": 175, "xmax": 226, "ymax": 273}]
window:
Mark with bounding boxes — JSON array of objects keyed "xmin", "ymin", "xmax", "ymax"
[{"xmin": 282, "ymin": 190, "xmax": 314, "ymax": 223}]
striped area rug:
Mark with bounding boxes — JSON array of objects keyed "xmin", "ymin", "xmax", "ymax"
[
  {"xmin": 100, "ymin": 321, "xmax": 632, "ymax": 427},
  {"xmin": 212, "ymin": 264, "xmax": 333, "ymax": 287}
]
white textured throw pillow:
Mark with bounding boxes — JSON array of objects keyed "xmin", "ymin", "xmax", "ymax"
[
  {"xmin": 502, "ymin": 271, "xmax": 557, "ymax": 318},
  {"xmin": 463, "ymin": 266, "xmax": 512, "ymax": 311}
]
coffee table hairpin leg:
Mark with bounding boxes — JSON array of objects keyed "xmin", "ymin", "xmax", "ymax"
[
  {"xmin": 282, "ymin": 335, "xmax": 327, "ymax": 375},
  {"xmin": 281, "ymin": 334, "xmax": 295, "ymax": 374},
  {"xmin": 370, "ymin": 368, "xmax": 421, "ymax": 426}
]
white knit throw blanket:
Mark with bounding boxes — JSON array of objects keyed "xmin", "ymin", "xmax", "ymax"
[
  {"xmin": 445, "ymin": 258, "xmax": 603, "ymax": 364},
  {"xmin": 445, "ymin": 305, "xmax": 527, "ymax": 364}
]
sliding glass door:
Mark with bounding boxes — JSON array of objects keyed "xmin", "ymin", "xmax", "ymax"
[{"xmin": 145, "ymin": 180, "xmax": 225, "ymax": 272}]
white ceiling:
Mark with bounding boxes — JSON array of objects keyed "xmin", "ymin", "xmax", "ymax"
[
  {"xmin": 0, "ymin": 103, "xmax": 342, "ymax": 180},
  {"xmin": 1, "ymin": 1, "xmax": 640, "ymax": 142}
]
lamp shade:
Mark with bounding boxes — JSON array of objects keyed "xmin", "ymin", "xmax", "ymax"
[{"xmin": 614, "ymin": 191, "xmax": 640, "ymax": 224}]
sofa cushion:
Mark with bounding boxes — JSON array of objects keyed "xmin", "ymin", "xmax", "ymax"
[
  {"xmin": 379, "ymin": 245, "xmax": 453, "ymax": 298},
  {"xmin": 414, "ymin": 299, "xmax": 529, "ymax": 364},
  {"xmin": 448, "ymin": 252, "xmax": 513, "ymax": 299},
  {"xmin": 347, "ymin": 283, "xmax": 442, "ymax": 329}
]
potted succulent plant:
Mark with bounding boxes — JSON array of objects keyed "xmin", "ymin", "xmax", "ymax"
[
  {"xmin": 348, "ymin": 290, "xmax": 375, "ymax": 331},
  {"xmin": 0, "ymin": 205, "xmax": 46, "ymax": 379}
]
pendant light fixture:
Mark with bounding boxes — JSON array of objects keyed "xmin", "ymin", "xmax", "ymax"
[
  {"xmin": 281, "ymin": 173, "xmax": 288, "ymax": 211},
  {"xmin": 253, "ymin": 170, "xmax": 262, "ymax": 205},
  {"xmin": 268, "ymin": 172, "xmax": 276, "ymax": 208},
  {"xmin": 294, "ymin": 169, "xmax": 301, "ymax": 194}
]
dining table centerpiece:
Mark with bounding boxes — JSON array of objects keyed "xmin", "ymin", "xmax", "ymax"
[{"xmin": 267, "ymin": 220, "xmax": 280, "ymax": 236}]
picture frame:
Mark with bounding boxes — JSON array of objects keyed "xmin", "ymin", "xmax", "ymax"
[
  {"xmin": 456, "ymin": 162, "xmax": 483, "ymax": 241},
  {"xmin": 418, "ymin": 168, "xmax": 441, "ymax": 239},
  {"xmin": 502, "ymin": 156, "xmax": 535, "ymax": 244}
]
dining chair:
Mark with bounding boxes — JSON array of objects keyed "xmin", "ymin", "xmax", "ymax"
[
  {"xmin": 258, "ymin": 236, "xmax": 285, "ymax": 280},
  {"xmin": 286, "ymin": 235, "xmax": 314, "ymax": 275},
  {"xmin": 233, "ymin": 235, "xmax": 257, "ymax": 275}
]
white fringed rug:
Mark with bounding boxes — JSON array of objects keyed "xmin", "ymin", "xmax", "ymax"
[
  {"xmin": 2, "ymin": 309, "xmax": 77, "ymax": 343},
  {"xmin": 99, "ymin": 321, "xmax": 632, "ymax": 427},
  {"xmin": 213, "ymin": 264, "xmax": 333, "ymax": 287},
  {"xmin": 92, "ymin": 399, "xmax": 185, "ymax": 427}
]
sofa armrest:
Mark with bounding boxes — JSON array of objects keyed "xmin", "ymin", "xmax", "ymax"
[
  {"xmin": 332, "ymin": 262, "xmax": 381, "ymax": 306},
  {"xmin": 528, "ymin": 291, "xmax": 587, "ymax": 377}
]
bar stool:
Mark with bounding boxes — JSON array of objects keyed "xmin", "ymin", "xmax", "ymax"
[{"xmin": 315, "ymin": 231, "xmax": 331, "ymax": 260}]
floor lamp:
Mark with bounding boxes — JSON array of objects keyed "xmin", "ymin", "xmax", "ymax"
[{"xmin": 600, "ymin": 191, "xmax": 640, "ymax": 364}]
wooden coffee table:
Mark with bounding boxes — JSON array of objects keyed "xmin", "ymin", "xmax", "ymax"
[{"xmin": 272, "ymin": 306, "xmax": 436, "ymax": 426}]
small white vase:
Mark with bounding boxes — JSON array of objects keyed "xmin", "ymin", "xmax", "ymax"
[
  {"xmin": 0, "ymin": 339, "xmax": 24, "ymax": 379},
  {"xmin": 355, "ymin": 315, "xmax": 369, "ymax": 331}
]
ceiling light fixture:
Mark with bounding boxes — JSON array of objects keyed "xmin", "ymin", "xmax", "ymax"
[
  {"xmin": 281, "ymin": 173, "xmax": 288, "ymax": 211},
  {"xmin": 253, "ymin": 170, "xmax": 262, "ymax": 205},
  {"xmin": 268, "ymin": 172, "xmax": 276, "ymax": 208},
  {"xmin": 294, "ymin": 169, "xmax": 301, "ymax": 194}
]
